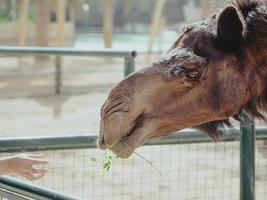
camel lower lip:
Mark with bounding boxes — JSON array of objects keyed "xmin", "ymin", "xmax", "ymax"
[
  {"xmin": 119, "ymin": 132, "xmax": 133, "ymax": 143},
  {"xmin": 119, "ymin": 123, "xmax": 137, "ymax": 142},
  {"xmin": 110, "ymin": 139, "xmax": 135, "ymax": 159}
]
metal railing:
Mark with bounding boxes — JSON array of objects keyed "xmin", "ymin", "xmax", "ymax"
[
  {"xmin": 0, "ymin": 176, "xmax": 78, "ymax": 200},
  {"xmin": 0, "ymin": 46, "xmax": 138, "ymax": 199},
  {"xmin": 0, "ymin": 126, "xmax": 265, "ymax": 199},
  {"xmin": 0, "ymin": 46, "xmax": 137, "ymax": 94},
  {"xmin": 0, "ymin": 127, "xmax": 264, "ymax": 152},
  {"xmin": 0, "ymin": 46, "xmax": 260, "ymax": 200}
]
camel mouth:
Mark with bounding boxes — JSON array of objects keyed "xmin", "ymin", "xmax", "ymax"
[
  {"xmin": 118, "ymin": 121, "xmax": 137, "ymax": 142},
  {"xmin": 99, "ymin": 113, "xmax": 146, "ymax": 159},
  {"xmin": 109, "ymin": 124, "xmax": 138, "ymax": 159},
  {"xmin": 98, "ymin": 118, "xmax": 139, "ymax": 158},
  {"xmin": 110, "ymin": 139, "xmax": 135, "ymax": 159}
]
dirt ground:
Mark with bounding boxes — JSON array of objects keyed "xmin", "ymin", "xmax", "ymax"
[
  {"xmin": 0, "ymin": 55, "xmax": 267, "ymax": 200},
  {"xmin": 0, "ymin": 55, "xmax": 154, "ymax": 137}
]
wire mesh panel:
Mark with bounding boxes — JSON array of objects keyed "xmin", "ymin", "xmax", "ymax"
[
  {"xmin": 256, "ymin": 140, "xmax": 267, "ymax": 199},
  {"xmin": 0, "ymin": 188, "xmax": 34, "ymax": 200},
  {"xmin": 0, "ymin": 142, "xmax": 236, "ymax": 199},
  {"xmin": 0, "ymin": 139, "xmax": 266, "ymax": 200}
]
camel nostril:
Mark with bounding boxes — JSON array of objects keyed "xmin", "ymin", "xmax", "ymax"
[{"xmin": 98, "ymin": 136, "xmax": 107, "ymax": 150}]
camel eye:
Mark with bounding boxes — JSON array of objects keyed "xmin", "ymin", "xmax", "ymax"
[{"xmin": 186, "ymin": 70, "xmax": 199, "ymax": 79}]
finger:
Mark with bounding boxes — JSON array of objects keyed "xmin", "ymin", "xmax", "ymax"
[
  {"xmin": 27, "ymin": 153, "xmax": 45, "ymax": 159},
  {"xmin": 19, "ymin": 164, "xmax": 48, "ymax": 174},
  {"xmin": 30, "ymin": 168, "xmax": 48, "ymax": 175},
  {"xmin": 32, "ymin": 173, "xmax": 46, "ymax": 180},
  {"xmin": 24, "ymin": 171, "xmax": 46, "ymax": 181},
  {"xmin": 22, "ymin": 172, "xmax": 36, "ymax": 181},
  {"xmin": 29, "ymin": 159, "xmax": 49, "ymax": 165}
]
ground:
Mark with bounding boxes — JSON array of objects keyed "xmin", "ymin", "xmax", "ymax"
[{"xmin": 0, "ymin": 55, "xmax": 149, "ymax": 137}]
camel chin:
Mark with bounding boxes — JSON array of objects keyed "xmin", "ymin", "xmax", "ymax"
[
  {"xmin": 98, "ymin": 119, "xmax": 148, "ymax": 158},
  {"xmin": 110, "ymin": 140, "xmax": 135, "ymax": 159}
]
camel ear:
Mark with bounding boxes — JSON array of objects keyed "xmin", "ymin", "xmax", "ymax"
[{"xmin": 217, "ymin": 6, "xmax": 243, "ymax": 50}]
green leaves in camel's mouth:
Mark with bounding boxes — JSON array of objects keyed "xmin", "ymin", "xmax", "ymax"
[
  {"xmin": 91, "ymin": 146, "xmax": 162, "ymax": 175},
  {"xmin": 90, "ymin": 149, "xmax": 115, "ymax": 172}
]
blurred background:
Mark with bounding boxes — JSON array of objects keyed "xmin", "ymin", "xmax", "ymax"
[{"xmin": 0, "ymin": 0, "xmax": 216, "ymax": 137}]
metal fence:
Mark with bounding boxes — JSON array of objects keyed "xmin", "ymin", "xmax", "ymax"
[
  {"xmin": 0, "ymin": 176, "xmax": 77, "ymax": 200},
  {"xmin": 0, "ymin": 46, "xmax": 136, "ymax": 95},
  {"xmin": 0, "ymin": 128, "xmax": 265, "ymax": 200}
]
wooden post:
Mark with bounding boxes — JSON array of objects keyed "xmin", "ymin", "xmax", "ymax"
[
  {"xmin": 103, "ymin": 0, "xmax": 113, "ymax": 48},
  {"xmin": 35, "ymin": 0, "xmax": 50, "ymax": 47},
  {"xmin": 56, "ymin": 0, "xmax": 66, "ymax": 46},
  {"xmin": 55, "ymin": 0, "xmax": 66, "ymax": 95},
  {"xmin": 201, "ymin": 0, "xmax": 214, "ymax": 18},
  {"xmin": 148, "ymin": 0, "xmax": 165, "ymax": 52},
  {"xmin": 18, "ymin": 0, "xmax": 29, "ymax": 46},
  {"xmin": 17, "ymin": 0, "xmax": 29, "ymax": 67},
  {"xmin": 35, "ymin": 0, "xmax": 50, "ymax": 63},
  {"xmin": 69, "ymin": 0, "xmax": 75, "ymax": 24},
  {"xmin": 123, "ymin": 0, "xmax": 131, "ymax": 16},
  {"xmin": 10, "ymin": 0, "xmax": 17, "ymax": 21}
]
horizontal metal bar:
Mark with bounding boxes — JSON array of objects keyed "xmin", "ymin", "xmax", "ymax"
[
  {"xmin": 0, "ymin": 46, "xmax": 137, "ymax": 58},
  {"xmin": 0, "ymin": 135, "xmax": 97, "ymax": 153},
  {"xmin": 0, "ymin": 176, "xmax": 79, "ymax": 200},
  {"xmin": 0, "ymin": 127, "xmax": 267, "ymax": 153},
  {"xmin": 146, "ymin": 128, "xmax": 240, "ymax": 145},
  {"xmin": 0, "ymin": 188, "xmax": 29, "ymax": 200}
]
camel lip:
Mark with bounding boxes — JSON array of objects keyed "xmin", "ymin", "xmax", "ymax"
[
  {"xmin": 108, "ymin": 125, "xmax": 137, "ymax": 156},
  {"xmin": 98, "ymin": 135, "xmax": 108, "ymax": 150},
  {"xmin": 119, "ymin": 128, "xmax": 135, "ymax": 143},
  {"xmin": 117, "ymin": 118, "xmax": 140, "ymax": 144},
  {"xmin": 109, "ymin": 137, "xmax": 136, "ymax": 159},
  {"xmin": 100, "ymin": 113, "xmax": 144, "ymax": 155},
  {"xmin": 99, "ymin": 122, "xmax": 136, "ymax": 150}
]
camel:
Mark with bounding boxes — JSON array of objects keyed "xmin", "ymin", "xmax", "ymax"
[{"xmin": 98, "ymin": 0, "xmax": 267, "ymax": 158}]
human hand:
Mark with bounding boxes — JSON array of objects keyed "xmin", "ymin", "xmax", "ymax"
[{"xmin": 4, "ymin": 153, "xmax": 49, "ymax": 181}]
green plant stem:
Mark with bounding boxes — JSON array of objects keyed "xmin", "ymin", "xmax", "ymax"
[{"xmin": 133, "ymin": 151, "xmax": 162, "ymax": 176}]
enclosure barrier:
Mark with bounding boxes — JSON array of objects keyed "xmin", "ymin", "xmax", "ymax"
[
  {"xmin": 0, "ymin": 46, "xmax": 258, "ymax": 199},
  {"xmin": 0, "ymin": 126, "xmax": 263, "ymax": 199},
  {"xmin": 0, "ymin": 127, "xmax": 262, "ymax": 152},
  {"xmin": 240, "ymin": 113, "xmax": 255, "ymax": 200},
  {"xmin": 0, "ymin": 176, "xmax": 78, "ymax": 200},
  {"xmin": 0, "ymin": 46, "xmax": 137, "ymax": 94}
]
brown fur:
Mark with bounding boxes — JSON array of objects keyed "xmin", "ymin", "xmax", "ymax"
[{"xmin": 198, "ymin": 0, "xmax": 267, "ymax": 140}]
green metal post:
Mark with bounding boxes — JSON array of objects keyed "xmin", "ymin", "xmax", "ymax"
[
  {"xmin": 124, "ymin": 56, "xmax": 135, "ymax": 77},
  {"xmin": 240, "ymin": 112, "xmax": 255, "ymax": 200},
  {"xmin": 55, "ymin": 56, "xmax": 62, "ymax": 94}
]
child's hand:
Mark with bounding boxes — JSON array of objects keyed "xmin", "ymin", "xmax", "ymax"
[{"xmin": 5, "ymin": 153, "xmax": 49, "ymax": 181}]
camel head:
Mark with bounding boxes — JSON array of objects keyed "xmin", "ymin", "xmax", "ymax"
[{"xmin": 98, "ymin": 0, "xmax": 267, "ymax": 158}]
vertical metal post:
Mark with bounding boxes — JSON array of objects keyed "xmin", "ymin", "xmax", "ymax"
[
  {"xmin": 55, "ymin": 56, "xmax": 62, "ymax": 94},
  {"xmin": 124, "ymin": 56, "xmax": 135, "ymax": 77},
  {"xmin": 240, "ymin": 112, "xmax": 255, "ymax": 200}
]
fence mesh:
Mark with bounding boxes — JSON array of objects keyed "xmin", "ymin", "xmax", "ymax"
[
  {"xmin": 1, "ymin": 139, "xmax": 267, "ymax": 200},
  {"xmin": 256, "ymin": 140, "xmax": 267, "ymax": 199}
]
